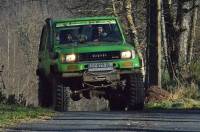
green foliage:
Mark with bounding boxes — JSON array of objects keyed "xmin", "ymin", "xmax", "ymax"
[
  {"xmin": 161, "ymin": 70, "xmax": 177, "ymax": 89},
  {"xmin": 181, "ymin": 83, "xmax": 200, "ymax": 99},
  {"xmin": 146, "ymin": 99, "xmax": 200, "ymax": 110},
  {"xmin": 0, "ymin": 104, "xmax": 54, "ymax": 127},
  {"xmin": 185, "ymin": 61, "xmax": 200, "ymax": 83},
  {"xmin": 149, "ymin": 62, "xmax": 200, "ymax": 110},
  {"xmin": 145, "ymin": 101, "xmax": 172, "ymax": 109},
  {"xmin": 162, "ymin": 61, "xmax": 200, "ymax": 95}
]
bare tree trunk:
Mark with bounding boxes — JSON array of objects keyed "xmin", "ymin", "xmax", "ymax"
[
  {"xmin": 176, "ymin": 0, "xmax": 193, "ymax": 65},
  {"xmin": 161, "ymin": 0, "xmax": 200, "ymax": 84},
  {"xmin": 111, "ymin": 0, "xmax": 117, "ymax": 16},
  {"xmin": 13, "ymin": 33, "xmax": 16, "ymax": 97},
  {"xmin": 124, "ymin": 0, "xmax": 139, "ymax": 48},
  {"xmin": 7, "ymin": 23, "xmax": 10, "ymax": 70},
  {"xmin": 146, "ymin": 0, "xmax": 162, "ymax": 88},
  {"xmin": 162, "ymin": 0, "xmax": 180, "ymax": 80},
  {"xmin": 161, "ymin": 6, "xmax": 168, "ymax": 71},
  {"xmin": 187, "ymin": 0, "xmax": 199, "ymax": 63},
  {"xmin": 7, "ymin": 0, "xmax": 10, "ymax": 71},
  {"xmin": 157, "ymin": 0, "xmax": 162, "ymax": 87}
]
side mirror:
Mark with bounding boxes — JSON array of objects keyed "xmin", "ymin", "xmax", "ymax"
[{"xmin": 49, "ymin": 52, "xmax": 59, "ymax": 59}]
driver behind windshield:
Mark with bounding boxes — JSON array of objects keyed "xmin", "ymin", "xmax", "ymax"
[
  {"xmin": 93, "ymin": 26, "xmax": 108, "ymax": 42},
  {"xmin": 65, "ymin": 33, "xmax": 73, "ymax": 43},
  {"xmin": 57, "ymin": 24, "xmax": 122, "ymax": 44}
]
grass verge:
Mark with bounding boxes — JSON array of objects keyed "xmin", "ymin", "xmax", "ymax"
[
  {"xmin": 145, "ymin": 98, "xmax": 200, "ymax": 110},
  {"xmin": 0, "ymin": 104, "xmax": 54, "ymax": 128}
]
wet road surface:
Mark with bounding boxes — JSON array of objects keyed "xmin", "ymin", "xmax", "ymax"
[{"xmin": 6, "ymin": 110, "xmax": 200, "ymax": 132}]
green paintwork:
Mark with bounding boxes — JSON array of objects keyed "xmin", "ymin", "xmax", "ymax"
[
  {"xmin": 39, "ymin": 16, "xmax": 142, "ymax": 76},
  {"xmin": 54, "ymin": 43, "xmax": 134, "ymax": 54},
  {"xmin": 57, "ymin": 57, "xmax": 141, "ymax": 73}
]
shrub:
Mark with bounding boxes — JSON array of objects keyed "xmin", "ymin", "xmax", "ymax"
[
  {"xmin": 181, "ymin": 61, "xmax": 200, "ymax": 84},
  {"xmin": 169, "ymin": 83, "xmax": 200, "ymax": 100}
]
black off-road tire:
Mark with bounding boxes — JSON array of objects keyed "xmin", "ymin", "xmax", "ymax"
[
  {"xmin": 52, "ymin": 76, "xmax": 70, "ymax": 112},
  {"xmin": 126, "ymin": 73, "xmax": 144, "ymax": 110}
]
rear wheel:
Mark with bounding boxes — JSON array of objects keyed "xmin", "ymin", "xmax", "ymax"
[
  {"xmin": 52, "ymin": 76, "xmax": 70, "ymax": 112},
  {"xmin": 126, "ymin": 73, "xmax": 144, "ymax": 110}
]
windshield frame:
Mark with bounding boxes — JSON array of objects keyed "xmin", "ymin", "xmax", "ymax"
[{"xmin": 53, "ymin": 19, "xmax": 126, "ymax": 46}]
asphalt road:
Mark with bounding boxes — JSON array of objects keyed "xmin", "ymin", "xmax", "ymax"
[{"xmin": 6, "ymin": 110, "xmax": 200, "ymax": 132}]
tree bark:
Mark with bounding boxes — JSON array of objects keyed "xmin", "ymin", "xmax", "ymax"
[
  {"xmin": 124, "ymin": 0, "xmax": 139, "ymax": 48},
  {"xmin": 187, "ymin": 0, "xmax": 199, "ymax": 63},
  {"xmin": 176, "ymin": 0, "xmax": 193, "ymax": 65},
  {"xmin": 161, "ymin": 5, "xmax": 168, "ymax": 76},
  {"xmin": 157, "ymin": 0, "xmax": 162, "ymax": 88},
  {"xmin": 146, "ymin": 0, "xmax": 162, "ymax": 88},
  {"xmin": 162, "ymin": 0, "xmax": 180, "ymax": 80},
  {"xmin": 111, "ymin": 0, "xmax": 117, "ymax": 16}
]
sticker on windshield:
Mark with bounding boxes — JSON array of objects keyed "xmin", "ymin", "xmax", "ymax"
[{"xmin": 56, "ymin": 20, "xmax": 116, "ymax": 27}]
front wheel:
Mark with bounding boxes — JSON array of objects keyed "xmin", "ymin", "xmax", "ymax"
[
  {"xmin": 52, "ymin": 76, "xmax": 70, "ymax": 112},
  {"xmin": 126, "ymin": 73, "xmax": 144, "ymax": 110}
]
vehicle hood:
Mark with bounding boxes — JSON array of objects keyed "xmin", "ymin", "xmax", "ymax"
[{"xmin": 54, "ymin": 43, "xmax": 134, "ymax": 54}]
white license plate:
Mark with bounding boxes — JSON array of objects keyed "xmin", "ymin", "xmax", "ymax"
[{"xmin": 88, "ymin": 63, "xmax": 113, "ymax": 71}]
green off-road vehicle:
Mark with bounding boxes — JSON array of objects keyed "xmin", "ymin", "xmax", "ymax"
[{"xmin": 37, "ymin": 16, "xmax": 144, "ymax": 111}]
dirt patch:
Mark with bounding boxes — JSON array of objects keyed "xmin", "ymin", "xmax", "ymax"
[
  {"xmin": 68, "ymin": 86, "xmax": 171, "ymax": 111},
  {"xmin": 68, "ymin": 97, "xmax": 109, "ymax": 111},
  {"xmin": 146, "ymin": 86, "xmax": 170, "ymax": 102}
]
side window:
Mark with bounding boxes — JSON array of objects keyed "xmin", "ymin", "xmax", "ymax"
[{"xmin": 39, "ymin": 25, "xmax": 47, "ymax": 51}]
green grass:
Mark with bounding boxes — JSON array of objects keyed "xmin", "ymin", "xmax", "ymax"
[
  {"xmin": 155, "ymin": 62, "xmax": 200, "ymax": 110},
  {"xmin": 0, "ymin": 104, "xmax": 54, "ymax": 128},
  {"xmin": 145, "ymin": 98, "xmax": 200, "ymax": 110}
]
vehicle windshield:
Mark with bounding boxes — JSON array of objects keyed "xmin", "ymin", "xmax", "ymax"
[{"xmin": 55, "ymin": 24, "xmax": 123, "ymax": 45}]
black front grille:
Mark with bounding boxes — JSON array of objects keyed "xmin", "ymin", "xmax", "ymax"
[{"xmin": 79, "ymin": 51, "xmax": 121, "ymax": 61}]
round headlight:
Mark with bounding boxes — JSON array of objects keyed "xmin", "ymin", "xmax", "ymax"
[
  {"xmin": 121, "ymin": 51, "xmax": 132, "ymax": 59},
  {"xmin": 66, "ymin": 54, "xmax": 76, "ymax": 62}
]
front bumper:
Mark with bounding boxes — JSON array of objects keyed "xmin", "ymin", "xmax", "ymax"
[
  {"xmin": 61, "ymin": 69, "xmax": 142, "ymax": 78},
  {"xmin": 58, "ymin": 57, "xmax": 142, "ymax": 73}
]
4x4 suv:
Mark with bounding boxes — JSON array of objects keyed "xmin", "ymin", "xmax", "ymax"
[{"xmin": 37, "ymin": 16, "xmax": 144, "ymax": 111}]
